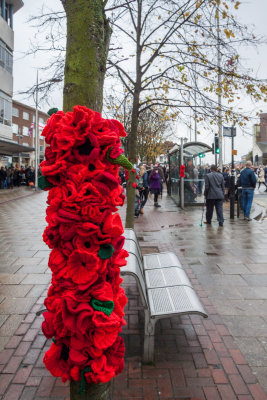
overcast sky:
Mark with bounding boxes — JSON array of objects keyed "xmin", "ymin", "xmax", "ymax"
[{"xmin": 13, "ymin": 0, "xmax": 267, "ymax": 163}]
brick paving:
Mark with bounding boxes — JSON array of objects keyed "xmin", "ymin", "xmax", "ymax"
[{"xmin": 0, "ymin": 188, "xmax": 267, "ymax": 399}]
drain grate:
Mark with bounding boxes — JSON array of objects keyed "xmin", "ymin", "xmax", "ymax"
[{"xmin": 140, "ymin": 246, "xmax": 159, "ymax": 255}]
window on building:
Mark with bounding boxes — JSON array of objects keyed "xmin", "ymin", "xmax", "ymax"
[
  {"xmin": 12, "ymin": 107, "xmax": 19, "ymax": 117},
  {"xmin": 12, "ymin": 123, "xmax": 19, "ymax": 134},
  {"xmin": 39, "ymin": 117, "xmax": 44, "ymax": 125},
  {"xmin": 23, "ymin": 111, "xmax": 29, "ymax": 120},
  {"xmin": 0, "ymin": 40, "xmax": 13, "ymax": 74},
  {"xmin": 40, "ymin": 145, "xmax": 44, "ymax": 153},
  {"xmin": 0, "ymin": 92, "xmax": 12, "ymax": 126},
  {"xmin": 23, "ymin": 126, "xmax": 29, "ymax": 136}
]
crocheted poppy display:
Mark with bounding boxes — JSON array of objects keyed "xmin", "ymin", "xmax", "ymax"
[{"xmin": 41, "ymin": 106, "xmax": 131, "ymax": 387}]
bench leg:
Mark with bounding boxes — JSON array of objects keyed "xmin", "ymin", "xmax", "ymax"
[{"xmin": 143, "ymin": 312, "xmax": 156, "ymax": 363}]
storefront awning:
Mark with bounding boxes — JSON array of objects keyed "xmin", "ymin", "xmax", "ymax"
[{"xmin": 0, "ymin": 139, "xmax": 35, "ymax": 156}]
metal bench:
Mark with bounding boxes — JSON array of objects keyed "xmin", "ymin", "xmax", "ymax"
[
  {"xmin": 122, "ymin": 242, "xmax": 208, "ymax": 362},
  {"xmin": 124, "ymin": 228, "xmax": 183, "ymax": 270}
]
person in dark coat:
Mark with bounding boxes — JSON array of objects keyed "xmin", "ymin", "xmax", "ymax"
[
  {"xmin": 222, "ymin": 168, "xmax": 230, "ymax": 202},
  {"xmin": 204, "ymin": 164, "xmax": 225, "ymax": 226},
  {"xmin": 240, "ymin": 161, "xmax": 257, "ymax": 221},
  {"xmin": 137, "ymin": 165, "xmax": 149, "ymax": 214},
  {"xmin": 149, "ymin": 167, "xmax": 162, "ymax": 207}
]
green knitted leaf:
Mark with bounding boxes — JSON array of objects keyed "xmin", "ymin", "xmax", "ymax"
[
  {"xmin": 91, "ymin": 299, "xmax": 114, "ymax": 317},
  {"xmin": 78, "ymin": 366, "xmax": 92, "ymax": 395},
  {"xmin": 47, "ymin": 107, "xmax": 59, "ymax": 116},
  {"xmin": 98, "ymin": 244, "xmax": 114, "ymax": 260},
  {"xmin": 52, "ymin": 337, "xmax": 56, "ymax": 344},
  {"xmin": 106, "ymin": 147, "xmax": 133, "ymax": 170},
  {"xmin": 38, "ymin": 175, "xmax": 53, "ymax": 190}
]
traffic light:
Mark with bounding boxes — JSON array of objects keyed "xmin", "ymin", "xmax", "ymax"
[
  {"xmin": 199, "ymin": 153, "xmax": 204, "ymax": 158},
  {"xmin": 215, "ymin": 136, "xmax": 220, "ymax": 154}
]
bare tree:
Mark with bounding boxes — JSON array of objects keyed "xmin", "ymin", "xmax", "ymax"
[
  {"xmin": 105, "ymin": 0, "xmax": 266, "ymax": 227},
  {"xmin": 23, "ymin": 0, "xmax": 267, "ymax": 227},
  {"xmin": 106, "ymin": 94, "xmax": 174, "ymax": 162}
]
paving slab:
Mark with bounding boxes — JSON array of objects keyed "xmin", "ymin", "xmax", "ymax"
[
  {"xmin": 0, "ymin": 297, "xmax": 37, "ymax": 315},
  {"xmin": 0, "ymin": 186, "xmax": 267, "ymax": 399}
]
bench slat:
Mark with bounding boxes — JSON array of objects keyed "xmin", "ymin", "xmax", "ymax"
[
  {"xmin": 121, "ymin": 253, "xmax": 148, "ymax": 307},
  {"xmin": 145, "ymin": 267, "xmax": 192, "ymax": 289},
  {"xmin": 148, "ymin": 286, "xmax": 207, "ymax": 318},
  {"xmin": 143, "ymin": 252, "xmax": 182, "ymax": 269}
]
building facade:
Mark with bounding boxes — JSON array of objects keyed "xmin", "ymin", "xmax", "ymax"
[
  {"xmin": 253, "ymin": 113, "xmax": 267, "ymax": 166},
  {"xmin": 12, "ymin": 100, "xmax": 48, "ymax": 167},
  {"xmin": 0, "ymin": 0, "xmax": 30, "ymax": 166}
]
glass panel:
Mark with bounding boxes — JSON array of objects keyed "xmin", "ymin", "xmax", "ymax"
[
  {"xmin": 169, "ymin": 149, "xmax": 180, "ymax": 205},
  {"xmin": 4, "ymin": 98, "xmax": 11, "ymax": 125},
  {"xmin": 171, "ymin": 177, "xmax": 180, "ymax": 205},
  {"xmin": 0, "ymin": 41, "xmax": 13, "ymax": 74},
  {"xmin": 12, "ymin": 107, "xmax": 19, "ymax": 117},
  {"xmin": 184, "ymin": 179, "xmax": 205, "ymax": 205},
  {"xmin": 0, "ymin": 98, "xmax": 4, "ymax": 124},
  {"xmin": 12, "ymin": 123, "xmax": 18, "ymax": 133},
  {"xmin": 23, "ymin": 126, "xmax": 29, "ymax": 135},
  {"xmin": 23, "ymin": 111, "xmax": 29, "ymax": 120}
]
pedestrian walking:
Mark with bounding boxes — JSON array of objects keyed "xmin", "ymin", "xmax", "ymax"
[
  {"xmin": 257, "ymin": 167, "xmax": 267, "ymax": 190},
  {"xmin": 204, "ymin": 164, "xmax": 225, "ymax": 226},
  {"xmin": 137, "ymin": 165, "xmax": 149, "ymax": 214},
  {"xmin": 198, "ymin": 166, "xmax": 204, "ymax": 195},
  {"xmin": 222, "ymin": 168, "xmax": 230, "ymax": 202},
  {"xmin": 149, "ymin": 167, "xmax": 162, "ymax": 207},
  {"xmin": 240, "ymin": 160, "xmax": 257, "ymax": 221},
  {"xmin": 264, "ymin": 165, "xmax": 267, "ymax": 188}
]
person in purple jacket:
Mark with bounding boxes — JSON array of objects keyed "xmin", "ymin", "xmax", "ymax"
[{"xmin": 149, "ymin": 167, "xmax": 162, "ymax": 207}]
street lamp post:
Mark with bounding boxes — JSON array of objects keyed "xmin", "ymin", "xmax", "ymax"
[
  {"xmin": 16, "ymin": 130, "xmax": 23, "ymax": 167},
  {"xmin": 180, "ymin": 138, "xmax": 184, "ymax": 209},
  {"xmin": 35, "ymin": 72, "xmax": 39, "ymax": 190},
  {"xmin": 230, "ymin": 127, "xmax": 235, "ymax": 219},
  {"xmin": 216, "ymin": 7, "xmax": 223, "ymax": 171}
]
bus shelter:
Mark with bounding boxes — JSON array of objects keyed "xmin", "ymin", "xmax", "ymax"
[{"xmin": 169, "ymin": 141, "xmax": 212, "ymax": 207}]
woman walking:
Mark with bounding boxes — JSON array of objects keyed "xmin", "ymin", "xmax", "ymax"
[
  {"xmin": 149, "ymin": 167, "xmax": 162, "ymax": 207},
  {"xmin": 258, "ymin": 167, "xmax": 267, "ymax": 190},
  {"xmin": 137, "ymin": 165, "xmax": 149, "ymax": 214}
]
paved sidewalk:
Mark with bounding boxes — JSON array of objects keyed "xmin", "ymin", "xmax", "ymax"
[{"xmin": 0, "ymin": 188, "xmax": 267, "ymax": 399}]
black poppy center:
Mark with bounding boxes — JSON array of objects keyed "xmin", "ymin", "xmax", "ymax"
[
  {"xmin": 89, "ymin": 164, "xmax": 95, "ymax": 171},
  {"xmin": 77, "ymin": 138, "xmax": 94, "ymax": 156},
  {"xmin": 84, "ymin": 242, "xmax": 91, "ymax": 248},
  {"xmin": 60, "ymin": 344, "xmax": 69, "ymax": 362}
]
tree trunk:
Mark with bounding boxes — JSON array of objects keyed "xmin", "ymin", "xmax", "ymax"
[
  {"xmin": 61, "ymin": 2, "xmax": 112, "ymax": 399},
  {"xmin": 63, "ymin": 0, "xmax": 111, "ymax": 112},
  {"xmin": 70, "ymin": 381, "xmax": 110, "ymax": 400},
  {"xmin": 125, "ymin": 91, "xmax": 139, "ymax": 228}
]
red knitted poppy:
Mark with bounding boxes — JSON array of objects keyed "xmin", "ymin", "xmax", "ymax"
[{"xmin": 41, "ymin": 106, "xmax": 128, "ymax": 386}]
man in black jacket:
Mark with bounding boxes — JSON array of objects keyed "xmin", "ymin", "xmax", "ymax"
[{"xmin": 204, "ymin": 165, "xmax": 225, "ymax": 226}]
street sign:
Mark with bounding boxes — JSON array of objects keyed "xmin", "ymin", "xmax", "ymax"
[
  {"xmin": 223, "ymin": 127, "xmax": 236, "ymax": 137},
  {"xmin": 232, "ymin": 149, "xmax": 237, "ymax": 155}
]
